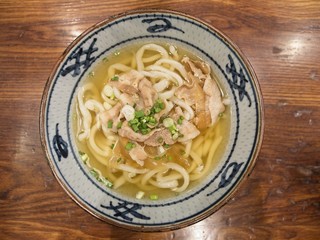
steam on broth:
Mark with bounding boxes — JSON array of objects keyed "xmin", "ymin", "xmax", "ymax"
[{"xmin": 74, "ymin": 43, "xmax": 230, "ymax": 200}]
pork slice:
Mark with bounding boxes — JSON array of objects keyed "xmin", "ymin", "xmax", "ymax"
[
  {"xmin": 138, "ymin": 78, "xmax": 158, "ymax": 109},
  {"xmin": 109, "ymin": 81, "xmax": 138, "ymax": 95},
  {"xmin": 99, "ymin": 102, "xmax": 122, "ymax": 129},
  {"xmin": 182, "ymin": 56, "xmax": 208, "ymax": 85},
  {"xmin": 176, "ymin": 119, "xmax": 200, "ymax": 143},
  {"xmin": 122, "ymin": 70, "xmax": 145, "ymax": 88},
  {"xmin": 118, "ymin": 93, "xmax": 136, "ymax": 106},
  {"xmin": 181, "ymin": 56, "xmax": 224, "ymax": 128},
  {"xmin": 109, "ymin": 70, "xmax": 144, "ymax": 94},
  {"xmin": 118, "ymin": 122, "xmax": 158, "ymax": 143},
  {"xmin": 144, "ymin": 128, "xmax": 175, "ymax": 147},
  {"xmin": 171, "ymin": 107, "xmax": 200, "ymax": 142},
  {"xmin": 128, "ymin": 143, "xmax": 148, "ymax": 166},
  {"xmin": 203, "ymin": 76, "xmax": 225, "ymax": 125},
  {"xmin": 175, "ymin": 78, "xmax": 211, "ymax": 130}
]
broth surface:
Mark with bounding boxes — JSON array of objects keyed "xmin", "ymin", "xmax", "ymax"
[{"xmin": 73, "ymin": 42, "xmax": 230, "ymax": 200}]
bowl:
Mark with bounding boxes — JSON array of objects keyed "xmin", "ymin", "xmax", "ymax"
[{"xmin": 40, "ymin": 9, "xmax": 264, "ymax": 231}]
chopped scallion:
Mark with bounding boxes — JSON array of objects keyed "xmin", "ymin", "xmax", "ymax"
[
  {"xmin": 79, "ymin": 151, "xmax": 89, "ymax": 163},
  {"xmin": 132, "ymin": 125, "xmax": 139, "ymax": 132},
  {"xmin": 90, "ymin": 169, "xmax": 99, "ymax": 179},
  {"xmin": 135, "ymin": 110, "xmax": 144, "ymax": 118},
  {"xmin": 149, "ymin": 116, "xmax": 156, "ymax": 123},
  {"xmin": 129, "ymin": 119, "xmax": 139, "ymax": 125},
  {"xmin": 163, "ymin": 118, "xmax": 174, "ymax": 128},
  {"xmin": 172, "ymin": 132, "xmax": 179, "ymax": 140},
  {"xmin": 111, "ymin": 75, "xmax": 119, "ymax": 81},
  {"xmin": 100, "ymin": 177, "xmax": 113, "ymax": 188},
  {"xmin": 141, "ymin": 128, "xmax": 151, "ymax": 135},
  {"xmin": 159, "ymin": 102, "xmax": 165, "ymax": 110},
  {"xmin": 149, "ymin": 194, "xmax": 158, "ymax": 200},
  {"xmin": 177, "ymin": 116, "xmax": 184, "ymax": 125},
  {"xmin": 145, "ymin": 109, "xmax": 151, "ymax": 115},
  {"xmin": 107, "ymin": 120, "xmax": 113, "ymax": 128},
  {"xmin": 154, "ymin": 107, "xmax": 161, "ymax": 113},
  {"xmin": 168, "ymin": 125, "xmax": 178, "ymax": 134},
  {"xmin": 117, "ymin": 121, "xmax": 123, "ymax": 129},
  {"xmin": 125, "ymin": 142, "xmax": 135, "ymax": 151}
]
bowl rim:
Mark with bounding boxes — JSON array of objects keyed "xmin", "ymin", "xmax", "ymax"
[{"xmin": 39, "ymin": 8, "xmax": 264, "ymax": 232}]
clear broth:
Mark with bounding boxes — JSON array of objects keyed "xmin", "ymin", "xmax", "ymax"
[{"xmin": 73, "ymin": 42, "xmax": 230, "ymax": 199}]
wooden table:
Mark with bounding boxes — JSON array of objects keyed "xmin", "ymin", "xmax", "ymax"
[{"xmin": 1, "ymin": 1, "xmax": 319, "ymax": 239}]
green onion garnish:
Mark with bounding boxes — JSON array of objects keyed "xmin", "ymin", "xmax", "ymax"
[
  {"xmin": 168, "ymin": 125, "xmax": 178, "ymax": 134},
  {"xmin": 172, "ymin": 132, "xmax": 179, "ymax": 140},
  {"xmin": 125, "ymin": 142, "xmax": 135, "ymax": 151},
  {"xmin": 149, "ymin": 116, "xmax": 156, "ymax": 124},
  {"xmin": 135, "ymin": 110, "xmax": 145, "ymax": 118},
  {"xmin": 107, "ymin": 120, "xmax": 113, "ymax": 128},
  {"xmin": 155, "ymin": 107, "xmax": 161, "ymax": 113},
  {"xmin": 132, "ymin": 125, "xmax": 139, "ymax": 132},
  {"xmin": 79, "ymin": 151, "xmax": 89, "ymax": 163},
  {"xmin": 177, "ymin": 116, "xmax": 184, "ymax": 125},
  {"xmin": 141, "ymin": 128, "xmax": 151, "ymax": 135},
  {"xmin": 159, "ymin": 102, "xmax": 165, "ymax": 110},
  {"xmin": 163, "ymin": 118, "xmax": 174, "ymax": 128},
  {"xmin": 129, "ymin": 119, "xmax": 139, "ymax": 125},
  {"xmin": 90, "ymin": 169, "xmax": 99, "ymax": 179},
  {"xmin": 111, "ymin": 75, "xmax": 119, "ymax": 81},
  {"xmin": 117, "ymin": 121, "xmax": 123, "ymax": 129},
  {"xmin": 100, "ymin": 177, "xmax": 113, "ymax": 188},
  {"xmin": 149, "ymin": 194, "xmax": 158, "ymax": 200}
]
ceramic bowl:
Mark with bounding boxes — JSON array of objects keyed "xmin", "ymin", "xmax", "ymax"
[{"xmin": 40, "ymin": 9, "xmax": 264, "ymax": 231}]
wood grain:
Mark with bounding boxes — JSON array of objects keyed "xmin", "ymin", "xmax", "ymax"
[{"xmin": 0, "ymin": 0, "xmax": 319, "ymax": 239}]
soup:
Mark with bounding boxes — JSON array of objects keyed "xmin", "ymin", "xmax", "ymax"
[{"xmin": 74, "ymin": 43, "xmax": 230, "ymax": 200}]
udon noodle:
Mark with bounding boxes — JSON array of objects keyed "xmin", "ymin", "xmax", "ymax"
[{"xmin": 74, "ymin": 43, "xmax": 229, "ymax": 199}]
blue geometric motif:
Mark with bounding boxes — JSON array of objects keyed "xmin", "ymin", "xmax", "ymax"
[
  {"xmin": 61, "ymin": 38, "xmax": 98, "ymax": 77},
  {"xmin": 101, "ymin": 201, "xmax": 151, "ymax": 222},
  {"xmin": 207, "ymin": 162, "xmax": 244, "ymax": 196},
  {"xmin": 142, "ymin": 17, "xmax": 185, "ymax": 34},
  {"xmin": 52, "ymin": 123, "xmax": 68, "ymax": 162},
  {"xmin": 226, "ymin": 54, "xmax": 252, "ymax": 107}
]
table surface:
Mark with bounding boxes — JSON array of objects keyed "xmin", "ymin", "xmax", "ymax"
[{"xmin": 1, "ymin": 0, "xmax": 319, "ymax": 239}]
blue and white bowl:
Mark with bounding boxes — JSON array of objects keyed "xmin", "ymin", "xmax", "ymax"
[{"xmin": 40, "ymin": 9, "xmax": 264, "ymax": 231}]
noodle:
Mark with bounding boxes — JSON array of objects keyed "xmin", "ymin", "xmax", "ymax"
[
  {"xmin": 74, "ymin": 43, "xmax": 229, "ymax": 199},
  {"xmin": 107, "ymin": 63, "xmax": 132, "ymax": 78}
]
